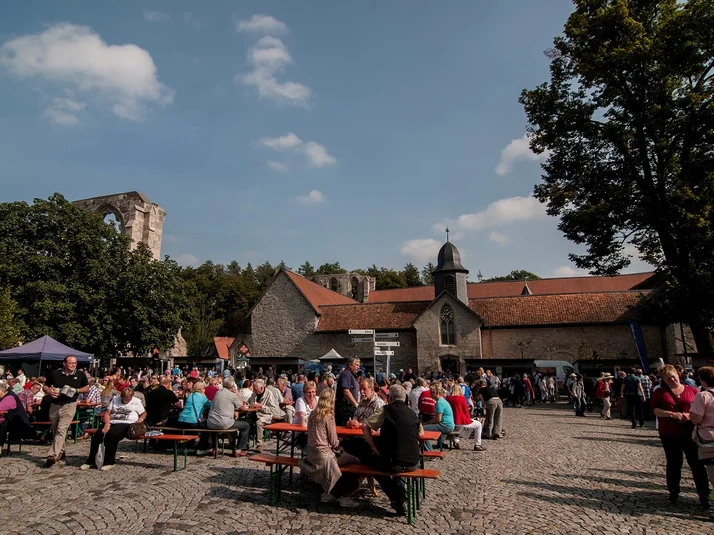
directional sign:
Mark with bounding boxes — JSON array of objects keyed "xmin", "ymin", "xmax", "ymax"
[
  {"xmin": 374, "ymin": 341, "xmax": 400, "ymax": 347},
  {"xmin": 351, "ymin": 337, "xmax": 373, "ymax": 343},
  {"xmin": 349, "ymin": 329, "xmax": 374, "ymax": 335},
  {"xmin": 375, "ymin": 333, "xmax": 399, "ymax": 339},
  {"xmin": 374, "ymin": 350, "xmax": 395, "ymax": 356}
]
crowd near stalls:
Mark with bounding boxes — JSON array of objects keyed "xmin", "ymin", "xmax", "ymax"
[{"xmin": 1, "ymin": 359, "xmax": 713, "ymax": 516}]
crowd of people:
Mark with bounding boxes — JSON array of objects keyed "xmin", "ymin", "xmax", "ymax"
[{"xmin": 2, "ymin": 359, "xmax": 713, "ymax": 514}]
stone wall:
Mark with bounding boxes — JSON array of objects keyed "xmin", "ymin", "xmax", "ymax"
[
  {"xmin": 73, "ymin": 191, "xmax": 166, "ymax": 260},
  {"xmin": 482, "ymin": 323, "xmax": 667, "ymax": 363},
  {"xmin": 249, "ymin": 271, "xmax": 319, "ymax": 357},
  {"xmin": 307, "ymin": 273, "xmax": 376, "ymax": 302},
  {"xmin": 413, "ymin": 293, "xmax": 482, "ymax": 375}
]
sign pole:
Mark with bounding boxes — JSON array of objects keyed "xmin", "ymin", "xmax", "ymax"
[{"xmin": 372, "ymin": 330, "xmax": 376, "ymax": 377}]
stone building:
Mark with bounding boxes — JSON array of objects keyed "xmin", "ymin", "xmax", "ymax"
[
  {"xmin": 235, "ymin": 239, "xmax": 668, "ymax": 376},
  {"xmin": 74, "ymin": 191, "xmax": 166, "ymax": 260},
  {"xmin": 307, "ymin": 273, "xmax": 376, "ymax": 303}
]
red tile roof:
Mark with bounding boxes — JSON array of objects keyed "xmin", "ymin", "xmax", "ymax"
[
  {"xmin": 315, "ymin": 302, "xmax": 429, "ymax": 332},
  {"xmin": 366, "ymin": 272, "xmax": 655, "ymax": 303},
  {"xmin": 469, "ymin": 292, "xmax": 645, "ymax": 327},
  {"xmin": 213, "ymin": 337, "xmax": 235, "ymax": 360},
  {"xmin": 284, "ymin": 270, "xmax": 357, "ymax": 314},
  {"xmin": 315, "ymin": 292, "xmax": 647, "ymax": 331}
]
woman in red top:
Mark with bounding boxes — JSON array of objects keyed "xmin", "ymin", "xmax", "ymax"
[
  {"xmin": 445, "ymin": 384, "xmax": 484, "ymax": 451},
  {"xmin": 650, "ymin": 365, "xmax": 710, "ymax": 508}
]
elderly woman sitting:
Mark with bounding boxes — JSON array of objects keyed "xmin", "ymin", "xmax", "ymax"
[
  {"xmin": 81, "ymin": 387, "xmax": 146, "ymax": 471},
  {"xmin": 0, "ymin": 382, "xmax": 31, "ymax": 456}
]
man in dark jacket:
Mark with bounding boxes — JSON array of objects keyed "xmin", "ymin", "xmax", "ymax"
[{"xmin": 362, "ymin": 383, "xmax": 423, "ymax": 517}]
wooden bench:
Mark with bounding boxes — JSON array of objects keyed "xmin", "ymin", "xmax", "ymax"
[
  {"xmin": 248, "ymin": 453, "xmax": 440, "ymax": 524},
  {"xmin": 147, "ymin": 426, "xmax": 240, "ymax": 458},
  {"xmin": 85, "ymin": 429, "xmax": 199, "ymax": 471}
]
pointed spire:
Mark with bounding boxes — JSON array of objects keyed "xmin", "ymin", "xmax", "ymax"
[
  {"xmin": 446, "ymin": 227, "xmax": 450, "ymax": 242},
  {"xmin": 521, "ymin": 278, "xmax": 532, "ymax": 296}
]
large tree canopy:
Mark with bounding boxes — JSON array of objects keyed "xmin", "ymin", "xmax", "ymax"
[
  {"xmin": 0, "ymin": 194, "xmax": 188, "ymax": 356},
  {"xmin": 520, "ymin": 0, "xmax": 714, "ymax": 350}
]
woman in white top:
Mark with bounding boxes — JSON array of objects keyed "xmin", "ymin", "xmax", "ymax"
[
  {"xmin": 81, "ymin": 387, "xmax": 146, "ymax": 471},
  {"xmin": 294, "ymin": 381, "xmax": 318, "ymax": 425}
]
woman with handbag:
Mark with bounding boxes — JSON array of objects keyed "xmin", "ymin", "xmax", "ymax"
[
  {"xmin": 689, "ymin": 366, "xmax": 714, "ymax": 496},
  {"xmin": 81, "ymin": 387, "xmax": 146, "ymax": 471},
  {"xmin": 650, "ymin": 365, "xmax": 710, "ymax": 508},
  {"xmin": 297, "ymin": 388, "xmax": 361, "ymax": 508},
  {"xmin": 177, "ymin": 381, "xmax": 211, "ymax": 428}
]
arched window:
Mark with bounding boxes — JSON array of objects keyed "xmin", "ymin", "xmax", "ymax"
[
  {"xmin": 330, "ymin": 278, "xmax": 339, "ymax": 292},
  {"xmin": 350, "ymin": 277, "xmax": 359, "ymax": 300},
  {"xmin": 440, "ymin": 305, "xmax": 456, "ymax": 345},
  {"xmin": 444, "ymin": 275, "xmax": 456, "ymax": 295}
]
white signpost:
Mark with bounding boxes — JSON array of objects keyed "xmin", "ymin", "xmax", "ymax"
[
  {"xmin": 349, "ymin": 329, "xmax": 374, "ymax": 335},
  {"xmin": 351, "ymin": 337, "xmax": 374, "ymax": 343},
  {"xmin": 346, "ymin": 330, "xmax": 399, "ymax": 376},
  {"xmin": 374, "ymin": 341, "xmax": 400, "ymax": 347},
  {"xmin": 374, "ymin": 350, "xmax": 395, "ymax": 356}
]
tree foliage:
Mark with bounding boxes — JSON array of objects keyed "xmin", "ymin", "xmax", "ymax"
[
  {"xmin": 0, "ymin": 194, "xmax": 188, "ymax": 356},
  {"xmin": 0, "ymin": 287, "xmax": 21, "ymax": 350},
  {"xmin": 520, "ymin": 0, "xmax": 714, "ymax": 349},
  {"xmin": 484, "ymin": 270, "xmax": 542, "ymax": 282}
]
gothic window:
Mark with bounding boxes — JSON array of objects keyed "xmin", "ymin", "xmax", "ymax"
[
  {"xmin": 440, "ymin": 305, "xmax": 456, "ymax": 345},
  {"xmin": 444, "ymin": 275, "xmax": 456, "ymax": 295},
  {"xmin": 350, "ymin": 277, "xmax": 359, "ymax": 300},
  {"xmin": 330, "ymin": 278, "xmax": 339, "ymax": 292}
]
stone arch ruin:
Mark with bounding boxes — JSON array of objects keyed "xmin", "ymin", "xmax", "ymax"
[{"xmin": 73, "ymin": 191, "xmax": 166, "ymax": 260}]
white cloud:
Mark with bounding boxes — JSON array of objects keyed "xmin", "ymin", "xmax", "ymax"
[
  {"xmin": 435, "ymin": 195, "xmax": 547, "ymax": 233},
  {"xmin": 401, "ymin": 238, "xmax": 444, "ymax": 265},
  {"xmin": 258, "ymin": 133, "xmax": 336, "ymax": 167},
  {"xmin": 143, "ymin": 10, "xmax": 171, "ymax": 24},
  {"xmin": 267, "ymin": 160, "xmax": 288, "ymax": 172},
  {"xmin": 302, "ymin": 141, "xmax": 336, "ymax": 167},
  {"xmin": 175, "ymin": 253, "xmax": 199, "ymax": 266},
  {"xmin": 488, "ymin": 231, "xmax": 511, "ymax": 247},
  {"xmin": 0, "ymin": 23, "xmax": 173, "ymax": 122},
  {"xmin": 42, "ymin": 97, "xmax": 86, "ymax": 125},
  {"xmin": 163, "ymin": 234, "xmax": 181, "ymax": 243},
  {"xmin": 237, "ymin": 14, "xmax": 288, "ymax": 34},
  {"xmin": 495, "ymin": 133, "xmax": 551, "ymax": 175},
  {"xmin": 295, "ymin": 190, "xmax": 327, "ymax": 205},
  {"xmin": 552, "ymin": 265, "xmax": 590, "ymax": 277},
  {"xmin": 260, "ymin": 132, "xmax": 303, "ymax": 150},
  {"xmin": 182, "ymin": 12, "xmax": 200, "ymax": 26},
  {"xmin": 237, "ymin": 35, "xmax": 311, "ymax": 106}
]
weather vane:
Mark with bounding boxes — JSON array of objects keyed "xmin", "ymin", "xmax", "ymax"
[{"xmin": 446, "ymin": 227, "xmax": 450, "ymax": 242}]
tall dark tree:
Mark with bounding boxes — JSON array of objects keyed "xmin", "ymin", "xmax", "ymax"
[
  {"xmin": 0, "ymin": 287, "xmax": 21, "ymax": 350},
  {"xmin": 317, "ymin": 262, "xmax": 347, "ymax": 275},
  {"xmin": 421, "ymin": 263, "xmax": 436, "ymax": 286},
  {"xmin": 298, "ymin": 261, "xmax": 315, "ymax": 277},
  {"xmin": 520, "ymin": 0, "xmax": 714, "ymax": 351},
  {"xmin": 402, "ymin": 263, "xmax": 424, "ymax": 287}
]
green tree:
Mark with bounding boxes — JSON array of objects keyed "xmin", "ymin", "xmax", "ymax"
[
  {"xmin": 298, "ymin": 261, "xmax": 315, "ymax": 277},
  {"xmin": 421, "ymin": 263, "xmax": 436, "ymax": 286},
  {"xmin": 255, "ymin": 261, "xmax": 276, "ymax": 291},
  {"xmin": 402, "ymin": 263, "xmax": 424, "ymax": 287},
  {"xmin": 0, "ymin": 287, "xmax": 21, "ymax": 350},
  {"xmin": 520, "ymin": 0, "xmax": 714, "ymax": 351},
  {"xmin": 317, "ymin": 262, "xmax": 347, "ymax": 275},
  {"xmin": 485, "ymin": 270, "xmax": 542, "ymax": 282},
  {"xmin": 374, "ymin": 268, "xmax": 407, "ymax": 290}
]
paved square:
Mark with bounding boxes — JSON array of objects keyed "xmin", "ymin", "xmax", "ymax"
[{"xmin": 1, "ymin": 404, "xmax": 711, "ymax": 535}]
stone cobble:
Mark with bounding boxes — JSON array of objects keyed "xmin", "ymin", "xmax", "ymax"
[{"xmin": 1, "ymin": 403, "xmax": 712, "ymax": 534}]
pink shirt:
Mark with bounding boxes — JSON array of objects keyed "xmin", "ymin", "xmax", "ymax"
[
  {"xmin": 690, "ymin": 388, "xmax": 714, "ymax": 443},
  {"xmin": 0, "ymin": 394, "xmax": 18, "ymax": 423}
]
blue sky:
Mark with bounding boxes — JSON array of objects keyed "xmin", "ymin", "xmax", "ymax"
[{"xmin": 0, "ymin": 1, "xmax": 652, "ymax": 279}]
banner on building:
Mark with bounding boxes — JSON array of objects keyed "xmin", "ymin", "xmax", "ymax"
[{"xmin": 628, "ymin": 320, "xmax": 649, "ymax": 373}]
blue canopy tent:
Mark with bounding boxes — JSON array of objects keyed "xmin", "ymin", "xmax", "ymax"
[{"xmin": 0, "ymin": 335, "xmax": 94, "ymax": 374}]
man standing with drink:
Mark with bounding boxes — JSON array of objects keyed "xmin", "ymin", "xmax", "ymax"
[{"xmin": 43, "ymin": 356, "xmax": 89, "ymax": 467}]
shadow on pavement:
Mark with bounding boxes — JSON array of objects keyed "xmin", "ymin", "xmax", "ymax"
[{"xmin": 574, "ymin": 435, "xmax": 661, "ymax": 447}]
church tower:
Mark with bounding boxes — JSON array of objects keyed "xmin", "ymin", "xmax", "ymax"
[{"xmin": 432, "ymin": 232, "xmax": 469, "ymax": 305}]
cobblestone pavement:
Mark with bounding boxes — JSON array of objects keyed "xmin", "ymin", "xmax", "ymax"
[{"xmin": 1, "ymin": 403, "xmax": 712, "ymax": 535}]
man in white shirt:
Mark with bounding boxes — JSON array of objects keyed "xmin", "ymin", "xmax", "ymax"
[{"xmin": 408, "ymin": 378, "xmax": 428, "ymax": 416}]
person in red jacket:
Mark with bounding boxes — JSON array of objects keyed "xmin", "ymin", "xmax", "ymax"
[
  {"xmin": 418, "ymin": 386, "xmax": 436, "ymax": 422},
  {"xmin": 445, "ymin": 383, "xmax": 484, "ymax": 451}
]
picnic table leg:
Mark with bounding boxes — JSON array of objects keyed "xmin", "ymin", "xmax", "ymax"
[
  {"xmin": 183, "ymin": 441, "xmax": 188, "ymax": 470},
  {"xmin": 173, "ymin": 440, "xmax": 178, "ymax": 472},
  {"xmin": 406, "ymin": 478, "xmax": 414, "ymax": 525},
  {"xmin": 213, "ymin": 433, "xmax": 218, "ymax": 459},
  {"xmin": 288, "ymin": 431, "xmax": 295, "ymax": 484},
  {"xmin": 268, "ymin": 464, "xmax": 275, "ymax": 505}
]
